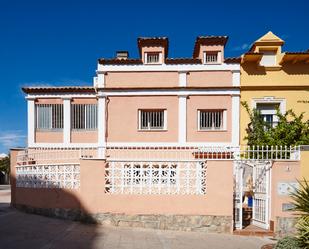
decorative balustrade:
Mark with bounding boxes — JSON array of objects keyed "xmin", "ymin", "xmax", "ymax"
[
  {"xmin": 15, "ymin": 145, "xmax": 300, "ymax": 192},
  {"xmin": 105, "ymin": 161, "xmax": 207, "ymax": 195},
  {"xmin": 16, "ymin": 164, "xmax": 80, "ymax": 189}
]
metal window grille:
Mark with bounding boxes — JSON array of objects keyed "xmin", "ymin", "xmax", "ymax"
[
  {"xmin": 199, "ymin": 110, "xmax": 223, "ymax": 130},
  {"xmin": 71, "ymin": 104, "xmax": 98, "ymax": 130},
  {"xmin": 140, "ymin": 110, "xmax": 165, "ymax": 130},
  {"xmin": 36, "ymin": 104, "xmax": 63, "ymax": 130},
  {"xmin": 205, "ymin": 52, "xmax": 218, "ymax": 63},
  {"xmin": 146, "ymin": 53, "xmax": 160, "ymax": 63}
]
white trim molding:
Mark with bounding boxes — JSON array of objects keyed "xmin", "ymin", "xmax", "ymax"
[
  {"xmin": 251, "ymin": 97, "xmax": 286, "ymax": 114},
  {"xmin": 178, "ymin": 95, "xmax": 187, "ymax": 144},
  {"xmin": 232, "ymin": 95, "xmax": 240, "ymax": 146},
  {"xmin": 27, "ymin": 98, "xmax": 36, "ymax": 147},
  {"xmin": 27, "ymin": 88, "xmax": 240, "ymax": 99},
  {"xmin": 97, "ymin": 95, "xmax": 106, "ymax": 158},
  {"xmin": 62, "ymin": 97, "xmax": 71, "ymax": 145},
  {"xmin": 97, "ymin": 63, "xmax": 240, "ymax": 73},
  {"xmin": 178, "ymin": 71, "xmax": 187, "ymax": 87},
  {"xmin": 232, "ymin": 70, "xmax": 240, "ymax": 87}
]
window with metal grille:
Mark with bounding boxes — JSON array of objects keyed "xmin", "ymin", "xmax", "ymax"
[
  {"xmin": 198, "ymin": 110, "xmax": 224, "ymax": 130},
  {"xmin": 145, "ymin": 52, "xmax": 161, "ymax": 64},
  {"xmin": 204, "ymin": 52, "xmax": 218, "ymax": 64},
  {"xmin": 139, "ymin": 109, "xmax": 166, "ymax": 130},
  {"xmin": 71, "ymin": 104, "xmax": 98, "ymax": 130},
  {"xmin": 36, "ymin": 104, "xmax": 63, "ymax": 130}
]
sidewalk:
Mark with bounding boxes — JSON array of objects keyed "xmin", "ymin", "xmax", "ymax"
[{"xmin": 0, "ymin": 186, "xmax": 274, "ymax": 249}]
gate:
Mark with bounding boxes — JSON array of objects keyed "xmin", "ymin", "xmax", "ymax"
[
  {"xmin": 233, "ymin": 160, "xmax": 271, "ymax": 230},
  {"xmin": 252, "ymin": 161, "xmax": 271, "ymax": 229}
]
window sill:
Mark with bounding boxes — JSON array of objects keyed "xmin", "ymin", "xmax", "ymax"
[
  {"xmin": 204, "ymin": 62, "xmax": 221, "ymax": 65},
  {"xmin": 261, "ymin": 65, "xmax": 282, "ymax": 71},
  {"xmin": 71, "ymin": 130, "xmax": 98, "ymax": 132},
  {"xmin": 138, "ymin": 129, "xmax": 168, "ymax": 132},
  {"xmin": 197, "ymin": 129, "xmax": 227, "ymax": 132},
  {"xmin": 36, "ymin": 129, "xmax": 63, "ymax": 132},
  {"xmin": 144, "ymin": 63, "xmax": 162, "ymax": 65}
]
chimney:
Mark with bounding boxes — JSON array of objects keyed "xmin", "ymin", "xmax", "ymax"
[{"xmin": 116, "ymin": 51, "xmax": 129, "ymax": 60}]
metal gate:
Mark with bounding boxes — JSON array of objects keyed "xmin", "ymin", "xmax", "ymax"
[
  {"xmin": 252, "ymin": 161, "xmax": 271, "ymax": 229},
  {"xmin": 233, "ymin": 160, "xmax": 271, "ymax": 230}
]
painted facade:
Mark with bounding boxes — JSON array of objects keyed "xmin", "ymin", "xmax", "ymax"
[
  {"xmin": 10, "ymin": 34, "xmax": 308, "ymax": 236},
  {"xmin": 24, "ymin": 36, "xmax": 241, "ymax": 150},
  {"xmin": 240, "ymin": 31, "xmax": 309, "ymax": 179}
]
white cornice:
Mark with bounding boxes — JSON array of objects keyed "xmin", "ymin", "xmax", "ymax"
[{"xmin": 97, "ymin": 63, "xmax": 240, "ymax": 73}]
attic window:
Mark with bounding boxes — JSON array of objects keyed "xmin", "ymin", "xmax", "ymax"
[
  {"xmin": 260, "ymin": 50, "xmax": 276, "ymax": 66},
  {"xmin": 204, "ymin": 51, "xmax": 219, "ymax": 64},
  {"xmin": 145, "ymin": 52, "xmax": 162, "ymax": 64}
]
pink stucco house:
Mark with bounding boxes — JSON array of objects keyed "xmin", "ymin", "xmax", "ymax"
[
  {"xmin": 10, "ymin": 36, "xmax": 302, "ymax": 236},
  {"xmin": 24, "ymin": 36, "xmax": 240, "ymax": 150}
]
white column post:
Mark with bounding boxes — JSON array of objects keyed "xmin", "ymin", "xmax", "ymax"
[
  {"xmin": 178, "ymin": 71, "xmax": 187, "ymax": 87},
  {"xmin": 232, "ymin": 70, "xmax": 240, "ymax": 87},
  {"xmin": 178, "ymin": 95, "xmax": 187, "ymax": 144},
  {"xmin": 97, "ymin": 72, "xmax": 106, "ymax": 88},
  {"xmin": 232, "ymin": 95, "xmax": 240, "ymax": 146},
  {"xmin": 27, "ymin": 97, "xmax": 35, "ymax": 147},
  {"xmin": 98, "ymin": 94, "xmax": 106, "ymax": 159},
  {"xmin": 63, "ymin": 97, "xmax": 71, "ymax": 145}
]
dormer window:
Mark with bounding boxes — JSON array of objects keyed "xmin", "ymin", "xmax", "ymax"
[
  {"xmin": 203, "ymin": 51, "xmax": 220, "ymax": 64},
  {"xmin": 145, "ymin": 52, "xmax": 162, "ymax": 64},
  {"xmin": 260, "ymin": 50, "xmax": 276, "ymax": 66}
]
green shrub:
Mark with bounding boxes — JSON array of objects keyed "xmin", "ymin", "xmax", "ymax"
[
  {"xmin": 296, "ymin": 216, "xmax": 309, "ymax": 249},
  {"xmin": 275, "ymin": 236, "xmax": 300, "ymax": 249}
]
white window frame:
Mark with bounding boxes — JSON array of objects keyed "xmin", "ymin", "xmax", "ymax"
[
  {"xmin": 259, "ymin": 50, "xmax": 277, "ymax": 67},
  {"xmin": 197, "ymin": 109, "xmax": 227, "ymax": 131},
  {"xmin": 35, "ymin": 104, "xmax": 64, "ymax": 131},
  {"xmin": 252, "ymin": 97, "xmax": 286, "ymax": 127},
  {"xmin": 144, "ymin": 52, "xmax": 163, "ymax": 65},
  {"xmin": 203, "ymin": 51, "xmax": 221, "ymax": 64},
  {"xmin": 138, "ymin": 109, "xmax": 167, "ymax": 131},
  {"xmin": 71, "ymin": 104, "xmax": 98, "ymax": 131}
]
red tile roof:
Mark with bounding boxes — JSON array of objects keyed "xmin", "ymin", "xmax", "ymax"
[
  {"xmin": 137, "ymin": 37, "xmax": 169, "ymax": 57},
  {"xmin": 98, "ymin": 58, "xmax": 143, "ymax": 65},
  {"xmin": 22, "ymin": 86, "xmax": 95, "ymax": 94},
  {"xmin": 224, "ymin": 57, "xmax": 241, "ymax": 64},
  {"xmin": 165, "ymin": 58, "xmax": 202, "ymax": 64},
  {"xmin": 193, "ymin": 36, "xmax": 228, "ymax": 58}
]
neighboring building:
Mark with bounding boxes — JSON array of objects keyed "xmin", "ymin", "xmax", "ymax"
[
  {"xmin": 240, "ymin": 31, "xmax": 309, "ymax": 177},
  {"xmin": 23, "ymin": 36, "xmax": 241, "ymax": 151}
]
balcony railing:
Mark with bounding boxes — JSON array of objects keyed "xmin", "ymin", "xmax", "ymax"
[{"xmin": 16, "ymin": 145, "xmax": 300, "ymax": 167}]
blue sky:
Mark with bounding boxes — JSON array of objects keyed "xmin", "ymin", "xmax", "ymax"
[{"xmin": 0, "ymin": 0, "xmax": 308, "ymax": 153}]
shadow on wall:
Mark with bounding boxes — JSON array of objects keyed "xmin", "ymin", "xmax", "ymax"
[
  {"xmin": 9, "ymin": 174, "xmax": 101, "ymax": 249},
  {"xmin": 241, "ymin": 62, "xmax": 267, "ymax": 75},
  {"xmin": 282, "ymin": 62, "xmax": 309, "ymax": 75}
]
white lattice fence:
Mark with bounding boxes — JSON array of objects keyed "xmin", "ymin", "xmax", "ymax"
[
  {"xmin": 104, "ymin": 161, "xmax": 207, "ymax": 195},
  {"xmin": 16, "ymin": 164, "xmax": 80, "ymax": 189}
]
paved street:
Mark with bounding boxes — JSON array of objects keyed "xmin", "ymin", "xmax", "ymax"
[{"xmin": 0, "ymin": 185, "xmax": 274, "ymax": 249}]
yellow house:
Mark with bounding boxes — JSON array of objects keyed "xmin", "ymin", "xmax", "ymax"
[{"xmin": 240, "ymin": 31, "xmax": 309, "ymax": 177}]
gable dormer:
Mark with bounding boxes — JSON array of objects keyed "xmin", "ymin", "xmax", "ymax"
[
  {"xmin": 249, "ymin": 31, "xmax": 284, "ymax": 67},
  {"xmin": 193, "ymin": 36, "xmax": 228, "ymax": 64},
  {"xmin": 138, "ymin": 37, "xmax": 168, "ymax": 65}
]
